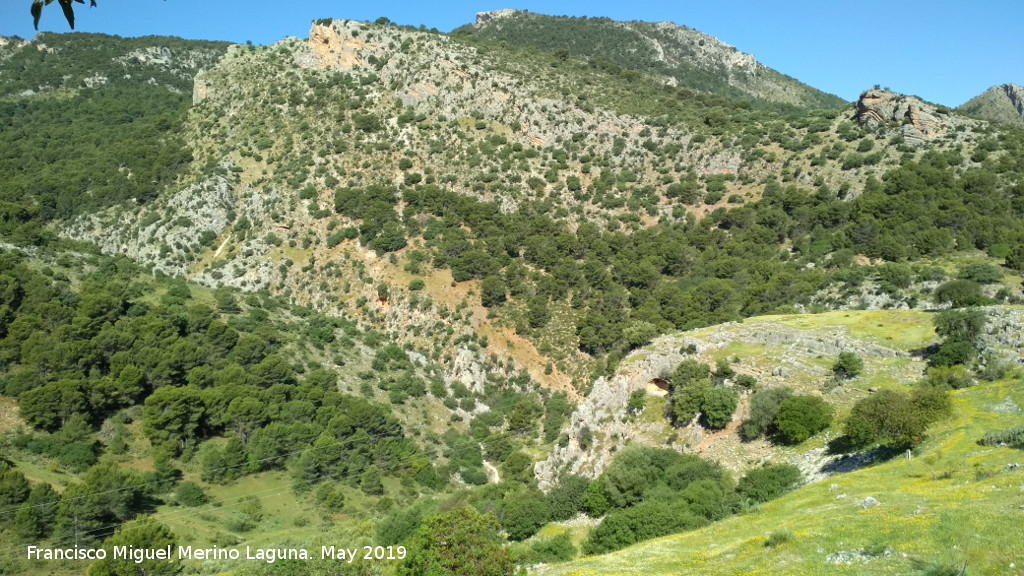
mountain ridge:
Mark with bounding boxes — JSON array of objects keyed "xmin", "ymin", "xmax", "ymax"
[
  {"xmin": 959, "ymin": 83, "xmax": 1024, "ymax": 126},
  {"xmin": 458, "ymin": 10, "xmax": 845, "ymax": 111}
]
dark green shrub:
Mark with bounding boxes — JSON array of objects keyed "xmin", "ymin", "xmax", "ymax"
[
  {"xmin": 959, "ymin": 263, "xmax": 1002, "ymax": 284},
  {"xmin": 175, "ymin": 481, "xmax": 207, "ymax": 507},
  {"xmin": 741, "ymin": 387, "xmax": 793, "ymax": 440},
  {"xmin": 547, "ymin": 475, "xmax": 590, "ymax": 521},
  {"xmin": 979, "ymin": 425, "xmax": 1024, "ymax": 448},
  {"xmin": 399, "ymin": 507, "xmax": 514, "ymax": 576},
  {"xmin": 833, "ymin": 352, "xmax": 864, "ymax": 379},
  {"xmin": 680, "ymin": 479, "xmax": 726, "ymax": 520},
  {"xmin": 664, "ymin": 379, "xmax": 711, "ymax": 426},
  {"xmin": 736, "ymin": 464, "xmax": 801, "ymax": 503},
  {"xmin": 480, "ymin": 276, "xmax": 506, "ymax": 307},
  {"xmin": 774, "ymin": 396, "xmax": 833, "ymax": 445},
  {"xmin": 664, "ymin": 456, "xmax": 725, "ymax": 492},
  {"xmin": 601, "ymin": 446, "xmax": 660, "ymax": 508},
  {"xmin": 843, "ymin": 388, "xmax": 945, "ymax": 449},
  {"xmin": 582, "ymin": 478, "xmax": 610, "ymax": 517},
  {"xmin": 701, "ymin": 388, "xmax": 739, "ymax": 429},
  {"xmin": 583, "ymin": 499, "xmax": 707, "ymax": 555},
  {"xmin": 736, "ymin": 374, "xmax": 758, "ymax": 389},
  {"xmin": 933, "ymin": 309, "xmax": 986, "ymax": 346},
  {"xmin": 931, "ymin": 341, "xmax": 977, "ymax": 368},
  {"xmin": 921, "ymin": 365, "xmax": 973, "ymax": 390},
  {"xmin": 502, "ymin": 489, "xmax": 550, "ymax": 541},
  {"xmin": 933, "ymin": 280, "xmax": 985, "ymax": 307}
]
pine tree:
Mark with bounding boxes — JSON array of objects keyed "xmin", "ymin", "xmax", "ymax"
[{"xmin": 14, "ymin": 483, "xmax": 60, "ymax": 540}]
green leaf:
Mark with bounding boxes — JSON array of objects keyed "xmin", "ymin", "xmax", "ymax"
[
  {"xmin": 31, "ymin": 1, "xmax": 43, "ymax": 30},
  {"xmin": 58, "ymin": 0, "xmax": 75, "ymax": 29}
]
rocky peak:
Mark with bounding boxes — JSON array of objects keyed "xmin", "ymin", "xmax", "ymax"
[
  {"xmin": 297, "ymin": 20, "xmax": 392, "ymax": 72},
  {"xmin": 855, "ymin": 89, "xmax": 946, "ymax": 146},
  {"xmin": 475, "ymin": 9, "xmax": 523, "ymax": 26}
]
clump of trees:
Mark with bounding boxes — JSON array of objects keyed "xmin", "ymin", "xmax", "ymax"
[
  {"xmin": 740, "ymin": 387, "xmax": 833, "ymax": 445},
  {"xmin": 541, "ymin": 445, "xmax": 804, "ymax": 554},
  {"xmin": 843, "ymin": 387, "xmax": 950, "ymax": 450},
  {"xmin": 931, "ymin": 308, "xmax": 986, "ymax": 368},
  {"xmin": 663, "ymin": 360, "xmax": 739, "ymax": 430}
]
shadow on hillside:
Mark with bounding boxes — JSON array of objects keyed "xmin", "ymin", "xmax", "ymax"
[
  {"xmin": 822, "ymin": 440, "xmax": 904, "ymax": 475},
  {"xmin": 909, "ymin": 342, "xmax": 939, "ymax": 361}
]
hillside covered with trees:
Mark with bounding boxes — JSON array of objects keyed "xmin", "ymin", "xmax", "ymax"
[{"xmin": 1, "ymin": 11, "xmax": 1023, "ymax": 576}]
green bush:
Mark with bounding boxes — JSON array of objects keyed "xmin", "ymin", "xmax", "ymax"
[
  {"xmin": 547, "ymin": 475, "xmax": 590, "ymax": 521},
  {"xmin": 701, "ymin": 388, "xmax": 739, "ymax": 429},
  {"xmin": 480, "ymin": 276, "xmax": 507, "ymax": 307},
  {"xmin": 741, "ymin": 387, "xmax": 793, "ymax": 440},
  {"xmin": 408, "ymin": 278, "xmax": 425, "ymax": 291},
  {"xmin": 527, "ymin": 533, "xmax": 577, "ymax": 563},
  {"xmin": 174, "ymin": 481, "xmax": 207, "ymax": 507},
  {"xmin": 979, "ymin": 425, "xmax": 1024, "ymax": 448},
  {"xmin": 921, "ymin": 365, "xmax": 973, "ymax": 390},
  {"xmin": 601, "ymin": 445, "xmax": 660, "ymax": 508},
  {"xmin": 664, "ymin": 378, "xmax": 711, "ymax": 426},
  {"xmin": 933, "ymin": 308, "xmax": 986, "ymax": 346},
  {"xmin": 582, "ymin": 479, "xmax": 610, "ymax": 517},
  {"xmin": 664, "ymin": 455, "xmax": 725, "ymax": 492},
  {"xmin": 931, "ymin": 341, "xmax": 977, "ymax": 368},
  {"xmin": 626, "ymin": 390, "xmax": 647, "ymax": 416},
  {"xmin": 774, "ymin": 396, "xmax": 833, "ymax": 445},
  {"xmin": 833, "ymin": 351, "xmax": 864, "ymax": 379},
  {"xmin": 933, "ymin": 280, "xmax": 985, "ymax": 307},
  {"xmin": 843, "ymin": 388, "xmax": 947, "ymax": 449},
  {"xmin": 583, "ymin": 499, "xmax": 707, "ymax": 555},
  {"xmin": 680, "ymin": 479, "xmax": 726, "ymax": 520},
  {"xmin": 501, "ymin": 489, "xmax": 549, "ymax": 541},
  {"xmin": 958, "ymin": 263, "xmax": 1002, "ymax": 284},
  {"xmin": 736, "ymin": 464, "xmax": 801, "ymax": 503}
]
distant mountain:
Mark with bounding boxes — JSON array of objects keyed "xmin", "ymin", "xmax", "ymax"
[
  {"xmin": 457, "ymin": 10, "xmax": 845, "ymax": 111},
  {"xmin": 959, "ymin": 84, "xmax": 1024, "ymax": 126}
]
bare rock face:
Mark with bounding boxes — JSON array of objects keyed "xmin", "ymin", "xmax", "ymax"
[
  {"xmin": 300, "ymin": 21, "xmax": 384, "ymax": 71},
  {"xmin": 855, "ymin": 89, "xmax": 946, "ymax": 146},
  {"xmin": 534, "ymin": 334, "xmax": 707, "ymax": 492},
  {"xmin": 1004, "ymin": 84, "xmax": 1024, "ymax": 117},
  {"xmin": 475, "ymin": 9, "xmax": 521, "ymax": 25}
]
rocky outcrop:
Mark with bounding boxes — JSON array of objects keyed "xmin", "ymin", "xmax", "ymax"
[
  {"xmin": 535, "ymin": 315, "xmax": 915, "ymax": 491},
  {"xmin": 63, "ymin": 176, "xmax": 239, "ymax": 277},
  {"xmin": 299, "ymin": 21, "xmax": 382, "ymax": 71},
  {"xmin": 534, "ymin": 334, "xmax": 707, "ymax": 492},
  {"xmin": 1005, "ymin": 84, "xmax": 1024, "ymax": 117},
  {"xmin": 855, "ymin": 89, "xmax": 947, "ymax": 146},
  {"xmin": 475, "ymin": 9, "xmax": 521, "ymax": 25}
]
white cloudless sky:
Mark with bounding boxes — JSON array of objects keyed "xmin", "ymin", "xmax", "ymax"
[{"xmin": 1, "ymin": 0, "xmax": 1020, "ymax": 107}]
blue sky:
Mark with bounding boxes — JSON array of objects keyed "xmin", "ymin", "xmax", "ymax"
[{"xmin": 1, "ymin": 0, "xmax": 1021, "ymax": 107}]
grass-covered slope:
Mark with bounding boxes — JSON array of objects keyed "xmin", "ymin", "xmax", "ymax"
[
  {"xmin": 532, "ymin": 309, "xmax": 1024, "ymax": 573},
  {"xmin": 536, "ymin": 375, "xmax": 1024, "ymax": 575}
]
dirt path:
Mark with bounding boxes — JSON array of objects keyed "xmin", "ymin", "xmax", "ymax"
[{"xmin": 483, "ymin": 458, "xmax": 501, "ymax": 484}]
